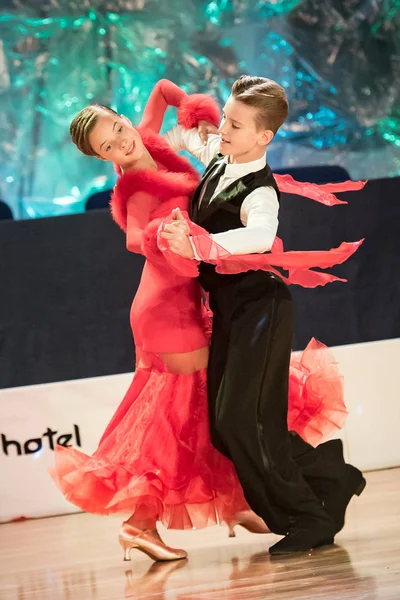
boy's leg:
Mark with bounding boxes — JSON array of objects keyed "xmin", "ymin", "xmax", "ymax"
[
  {"xmin": 290, "ymin": 433, "xmax": 366, "ymax": 533},
  {"xmin": 212, "ymin": 273, "xmax": 335, "ymax": 548},
  {"xmin": 206, "ymin": 314, "xmax": 231, "ymax": 458}
]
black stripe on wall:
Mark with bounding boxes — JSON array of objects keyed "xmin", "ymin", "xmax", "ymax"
[{"xmin": 0, "ymin": 176, "xmax": 399, "ymax": 389}]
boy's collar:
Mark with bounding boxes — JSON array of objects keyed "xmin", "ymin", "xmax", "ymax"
[{"xmin": 224, "ymin": 153, "xmax": 266, "ymax": 177}]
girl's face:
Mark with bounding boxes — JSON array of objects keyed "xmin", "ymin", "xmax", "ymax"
[{"xmin": 89, "ymin": 112, "xmax": 145, "ymax": 168}]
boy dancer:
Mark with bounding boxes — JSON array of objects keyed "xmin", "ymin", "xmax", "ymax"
[{"xmin": 161, "ymin": 76, "xmax": 365, "ymax": 554}]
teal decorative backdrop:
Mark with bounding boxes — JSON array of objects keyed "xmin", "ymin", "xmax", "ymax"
[{"xmin": 0, "ymin": 0, "xmax": 399, "ymax": 218}]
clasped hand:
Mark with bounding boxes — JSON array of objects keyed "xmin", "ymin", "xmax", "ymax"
[{"xmin": 160, "ymin": 208, "xmax": 195, "ymax": 259}]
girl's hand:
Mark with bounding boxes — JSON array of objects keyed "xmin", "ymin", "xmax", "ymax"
[
  {"xmin": 160, "ymin": 212, "xmax": 195, "ymax": 259},
  {"xmin": 170, "ymin": 207, "xmax": 190, "ymax": 234},
  {"xmin": 198, "ymin": 120, "xmax": 219, "ymax": 145}
]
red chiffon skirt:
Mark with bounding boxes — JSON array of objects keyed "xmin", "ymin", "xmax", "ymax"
[{"xmin": 50, "ymin": 339, "xmax": 347, "ymax": 530}]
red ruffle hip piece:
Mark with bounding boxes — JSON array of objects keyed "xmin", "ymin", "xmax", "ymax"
[{"xmin": 288, "ymin": 338, "xmax": 347, "ymax": 446}]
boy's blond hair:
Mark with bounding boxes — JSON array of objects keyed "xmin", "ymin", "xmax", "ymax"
[{"xmin": 231, "ymin": 75, "xmax": 288, "ymax": 134}]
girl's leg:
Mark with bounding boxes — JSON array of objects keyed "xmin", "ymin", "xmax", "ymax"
[{"xmin": 120, "ymin": 346, "xmax": 209, "ymax": 562}]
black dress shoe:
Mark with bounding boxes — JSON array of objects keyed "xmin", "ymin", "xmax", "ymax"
[
  {"xmin": 269, "ymin": 514, "xmax": 335, "ymax": 555},
  {"xmin": 323, "ymin": 464, "xmax": 366, "ymax": 533}
]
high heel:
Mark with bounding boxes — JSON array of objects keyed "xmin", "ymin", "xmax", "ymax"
[
  {"xmin": 228, "ymin": 523, "xmax": 236, "ymax": 538},
  {"xmin": 119, "ymin": 522, "xmax": 187, "ymax": 562},
  {"xmin": 227, "ymin": 510, "xmax": 270, "ymax": 538}
]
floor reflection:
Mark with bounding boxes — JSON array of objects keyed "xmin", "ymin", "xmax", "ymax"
[{"xmin": 123, "ymin": 545, "xmax": 377, "ymax": 600}]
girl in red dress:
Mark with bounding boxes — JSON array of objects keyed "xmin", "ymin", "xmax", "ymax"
[{"xmin": 50, "ymin": 80, "xmax": 350, "ymax": 562}]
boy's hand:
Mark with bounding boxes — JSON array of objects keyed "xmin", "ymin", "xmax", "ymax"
[{"xmin": 198, "ymin": 120, "xmax": 219, "ymax": 146}]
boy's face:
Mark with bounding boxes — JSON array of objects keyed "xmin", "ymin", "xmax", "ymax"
[
  {"xmin": 88, "ymin": 112, "xmax": 144, "ymax": 167},
  {"xmin": 218, "ymin": 96, "xmax": 273, "ymax": 163}
]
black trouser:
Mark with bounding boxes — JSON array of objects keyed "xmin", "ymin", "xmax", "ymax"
[{"xmin": 205, "ymin": 270, "xmax": 343, "ymax": 535}]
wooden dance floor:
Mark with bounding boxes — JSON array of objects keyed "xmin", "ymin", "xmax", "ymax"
[{"xmin": 1, "ymin": 468, "xmax": 399, "ymax": 599}]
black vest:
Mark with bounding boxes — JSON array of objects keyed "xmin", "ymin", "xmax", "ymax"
[{"xmin": 189, "ymin": 154, "xmax": 280, "ymax": 290}]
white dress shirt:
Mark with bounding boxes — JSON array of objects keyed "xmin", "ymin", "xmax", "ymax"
[{"xmin": 163, "ymin": 126, "xmax": 279, "ymax": 255}]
